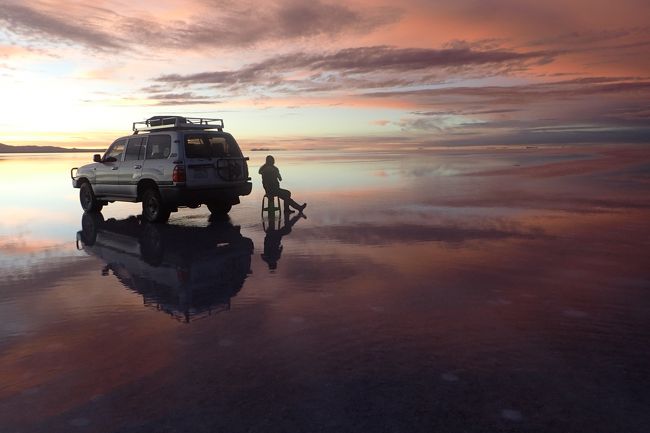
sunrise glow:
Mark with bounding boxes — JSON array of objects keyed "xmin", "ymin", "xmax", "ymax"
[{"xmin": 1, "ymin": 0, "xmax": 648, "ymax": 149}]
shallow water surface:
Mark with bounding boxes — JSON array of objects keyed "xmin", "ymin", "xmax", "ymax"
[{"xmin": 1, "ymin": 147, "xmax": 649, "ymax": 432}]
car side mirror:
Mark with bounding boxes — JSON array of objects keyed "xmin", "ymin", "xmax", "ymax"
[{"xmin": 93, "ymin": 154, "xmax": 102, "ymax": 162}]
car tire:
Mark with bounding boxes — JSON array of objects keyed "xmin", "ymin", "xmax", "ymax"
[
  {"xmin": 80, "ymin": 182, "xmax": 103, "ymax": 212},
  {"xmin": 142, "ymin": 188, "xmax": 170, "ymax": 223},
  {"xmin": 207, "ymin": 202, "xmax": 232, "ymax": 215}
]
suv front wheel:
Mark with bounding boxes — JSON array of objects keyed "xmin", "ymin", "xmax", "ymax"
[
  {"xmin": 80, "ymin": 182, "xmax": 103, "ymax": 212},
  {"xmin": 142, "ymin": 188, "xmax": 171, "ymax": 223}
]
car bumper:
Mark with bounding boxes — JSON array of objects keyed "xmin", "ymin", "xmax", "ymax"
[{"xmin": 159, "ymin": 182, "xmax": 252, "ymax": 206}]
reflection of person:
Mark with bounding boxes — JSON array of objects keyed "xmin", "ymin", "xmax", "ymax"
[
  {"xmin": 261, "ymin": 212, "xmax": 303, "ymax": 270},
  {"xmin": 259, "ymin": 155, "xmax": 306, "ymax": 214}
]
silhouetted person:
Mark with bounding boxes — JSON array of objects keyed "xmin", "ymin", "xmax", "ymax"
[
  {"xmin": 261, "ymin": 212, "xmax": 303, "ymax": 270},
  {"xmin": 259, "ymin": 155, "xmax": 306, "ymax": 214}
]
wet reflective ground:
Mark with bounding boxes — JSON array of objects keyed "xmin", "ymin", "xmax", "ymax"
[{"xmin": 1, "ymin": 147, "xmax": 649, "ymax": 432}]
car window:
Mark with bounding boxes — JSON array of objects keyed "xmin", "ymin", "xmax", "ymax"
[
  {"xmin": 146, "ymin": 135, "xmax": 172, "ymax": 160},
  {"xmin": 105, "ymin": 139, "xmax": 126, "ymax": 161},
  {"xmin": 185, "ymin": 134, "xmax": 242, "ymax": 158},
  {"xmin": 125, "ymin": 137, "xmax": 146, "ymax": 161}
]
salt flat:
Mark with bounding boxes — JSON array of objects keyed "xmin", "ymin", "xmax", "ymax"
[{"xmin": 1, "ymin": 146, "xmax": 649, "ymax": 432}]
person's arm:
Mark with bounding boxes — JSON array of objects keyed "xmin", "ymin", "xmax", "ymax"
[
  {"xmin": 258, "ymin": 164, "xmax": 264, "ymax": 174},
  {"xmin": 277, "ymin": 167, "xmax": 282, "ymax": 181}
]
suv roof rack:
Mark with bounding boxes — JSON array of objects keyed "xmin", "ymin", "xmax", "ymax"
[{"xmin": 133, "ymin": 116, "xmax": 224, "ymax": 133}]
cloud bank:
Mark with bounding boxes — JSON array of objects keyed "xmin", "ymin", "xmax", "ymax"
[
  {"xmin": 1, "ymin": 0, "xmax": 649, "ymax": 146},
  {"xmin": 0, "ymin": 0, "xmax": 399, "ymax": 51}
]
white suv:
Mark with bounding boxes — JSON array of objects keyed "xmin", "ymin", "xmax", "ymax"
[{"xmin": 71, "ymin": 116, "xmax": 252, "ymax": 222}]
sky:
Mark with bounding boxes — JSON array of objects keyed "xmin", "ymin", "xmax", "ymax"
[{"xmin": 0, "ymin": 0, "xmax": 649, "ymax": 149}]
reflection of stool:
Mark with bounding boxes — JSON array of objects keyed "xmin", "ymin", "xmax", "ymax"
[
  {"xmin": 262, "ymin": 213, "xmax": 282, "ymax": 233},
  {"xmin": 262, "ymin": 194, "xmax": 282, "ymax": 214}
]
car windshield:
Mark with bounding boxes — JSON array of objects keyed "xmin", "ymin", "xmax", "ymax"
[{"xmin": 184, "ymin": 133, "xmax": 242, "ymax": 158}]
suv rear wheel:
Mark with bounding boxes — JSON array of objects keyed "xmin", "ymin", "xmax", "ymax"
[
  {"xmin": 142, "ymin": 188, "xmax": 171, "ymax": 223},
  {"xmin": 207, "ymin": 202, "xmax": 232, "ymax": 215},
  {"xmin": 80, "ymin": 182, "xmax": 103, "ymax": 212}
]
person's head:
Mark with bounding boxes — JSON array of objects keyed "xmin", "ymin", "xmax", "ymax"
[{"xmin": 266, "ymin": 155, "xmax": 275, "ymax": 165}]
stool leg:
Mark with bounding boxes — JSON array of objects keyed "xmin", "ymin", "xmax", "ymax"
[{"xmin": 262, "ymin": 194, "xmax": 281, "ymax": 215}]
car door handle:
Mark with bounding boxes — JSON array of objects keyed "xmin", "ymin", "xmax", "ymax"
[
  {"xmin": 133, "ymin": 165, "xmax": 142, "ymax": 169},
  {"xmin": 111, "ymin": 166, "xmax": 119, "ymax": 170}
]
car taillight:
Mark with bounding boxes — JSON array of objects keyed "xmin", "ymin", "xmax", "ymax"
[{"xmin": 172, "ymin": 165, "xmax": 186, "ymax": 182}]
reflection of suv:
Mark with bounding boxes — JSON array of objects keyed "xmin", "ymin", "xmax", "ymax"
[
  {"xmin": 71, "ymin": 116, "xmax": 252, "ymax": 222},
  {"xmin": 77, "ymin": 212, "xmax": 254, "ymax": 322}
]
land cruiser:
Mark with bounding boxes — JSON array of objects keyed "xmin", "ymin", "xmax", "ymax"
[{"xmin": 71, "ymin": 116, "xmax": 252, "ymax": 222}]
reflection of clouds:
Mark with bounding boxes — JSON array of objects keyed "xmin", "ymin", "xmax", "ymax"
[
  {"xmin": 466, "ymin": 147, "xmax": 648, "ymax": 178},
  {"xmin": 0, "ymin": 288, "xmax": 176, "ymax": 427},
  {"xmin": 281, "ymin": 254, "xmax": 362, "ymax": 285},
  {"xmin": 402, "ymin": 165, "xmax": 460, "ymax": 177},
  {"xmin": 282, "ymin": 162, "xmax": 405, "ymax": 192},
  {"xmin": 0, "ymin": 150, "xmax": 648, "ymax": 432},
  {"xmin": 420, "ymin": 187, "xmax": 650, "ymax": 213},
  {"xmin": 295, "ymin": 222, "xmax": 547, "ymax": 246},
  {"xmin": 0, "ymin": 257, "xmax": 101, "ymax": 342},
  {"xmin": 0, "ymin": 233, "xmax": 84, "ymax": 286},
  {"xmin": 0, "ymin": 207, "xmax": 72, "ymax": 226},
  {"xmin": 0, "ymin": 157, "xmax": 91, "ymax": 251},
  {"xmin": 1, "ymin": 247, "xmax": 85, "ymax": 285},
  {"xmin": 0, "ymin": 235, "xmax": 64, "ymax": 255}
]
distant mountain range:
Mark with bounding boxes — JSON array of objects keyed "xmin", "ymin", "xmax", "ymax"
[{"xmin": 0, "ymin": 143, "xmax": 103, "ymax": 153}]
